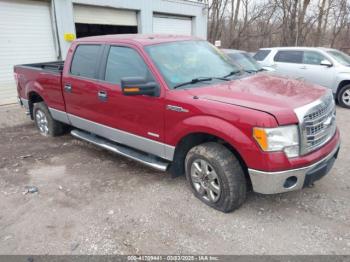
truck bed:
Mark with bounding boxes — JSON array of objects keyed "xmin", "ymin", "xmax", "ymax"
[
  {"xmin": 14, "ymin": 61, "xmax": 66, "ymax": 112},
  {"xmin": 15, "ymin": 61, "xmax": 64, "ymax": 74}
]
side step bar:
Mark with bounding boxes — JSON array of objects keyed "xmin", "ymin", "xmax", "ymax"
[{"xmin": 71, "ymin": 129, "xmax": 170, "ymax": 171}]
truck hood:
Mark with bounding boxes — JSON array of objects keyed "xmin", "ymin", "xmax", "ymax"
[{"xmin": 186, "ymin": 73, "xmax": 327, "ymax": 125}]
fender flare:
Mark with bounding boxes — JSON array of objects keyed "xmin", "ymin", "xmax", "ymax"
[
  {"xmin": 25, "ymin": 80, "xmax": 47, "ymax": 101},
  {"xmin": 335, "ymin": 75, "xmax": 350, "ymax": 95},
  {"xmin": 170, "ymin": 115, "xmax": 255, "ymax": 159},
  {"xmin": 24, "ymin": 81, "xmax": 47, "ymax": 119}
]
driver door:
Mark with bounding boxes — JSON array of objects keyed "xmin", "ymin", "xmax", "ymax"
[
  {"xmin": 94, "ymin": 45, "xmax": 166, "ymax": 157},
  {"xmin": 300, "ymin": 51, "xmax": 336, "ymax": 89}
]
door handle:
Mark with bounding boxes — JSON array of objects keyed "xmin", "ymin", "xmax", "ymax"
[
  {"xmin": 64, "ymin": 83, "xmax": 72, "ymax": 92},
  {"xmin": 300, "ymin": 66, "xmax": 307, "ymax": 69},
  {"xmin": 98, "ymin": 90, "xmax": 108, "ymax": 101}
]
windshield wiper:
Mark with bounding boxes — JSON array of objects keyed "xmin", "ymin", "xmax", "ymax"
[
  {"xmin": 244, "ymin": 69, "xmax": 264, "ymax": 73},
  {"xmin": 173, "ymin": 76, "xmax": 229, "ymax": 89},
  {"xmin": 222, "ymin": 70, "xmax": 242, "ymax": 79}
]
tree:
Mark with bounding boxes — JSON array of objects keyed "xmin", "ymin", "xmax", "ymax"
[{"xmin": 205, "ymin": 0, "xmax": 350, "ymax": 53}]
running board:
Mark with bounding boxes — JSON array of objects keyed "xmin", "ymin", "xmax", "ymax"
[{"xmin": 70, "ymin": 129, "xmax": 169, "ymax": 171}]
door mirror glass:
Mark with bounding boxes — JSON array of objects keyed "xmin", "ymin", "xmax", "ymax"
[
  {"xmin": 320, "ymin": 59, "xmax": 333, "ymax": 67},
  {"xmin": 262, "ymin": 66, "xmax": 276, "ymax": 72},
  {"xmin": 121, "ymin": 77, "xmax": 159, "ymax": 97}
]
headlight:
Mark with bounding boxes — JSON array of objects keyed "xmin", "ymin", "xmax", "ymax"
[{"xmin": 253, "ymin": 125, "xmax": 299, "ymax": 158}]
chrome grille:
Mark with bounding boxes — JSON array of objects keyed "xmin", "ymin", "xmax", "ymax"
[{"xmin": 295, "ymin": 92, "xmax": 336, "ymax": 155}]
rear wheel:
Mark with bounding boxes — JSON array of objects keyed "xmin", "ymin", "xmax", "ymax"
[
  {"xmin": 33, "ymin": 102, "xmax": 66, "ymax": 136},
  {"xmin": 338, "ymin": 84, "xmax": 350, "ymax": 109},
  {"xmin": 185, "ymin": 142, "xmax": 247, "ymax": 213}
]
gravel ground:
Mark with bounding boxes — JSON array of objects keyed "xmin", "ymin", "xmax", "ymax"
[{"xmin": 0, "ymin": 104, "xmax": 349, "ymax": 255}]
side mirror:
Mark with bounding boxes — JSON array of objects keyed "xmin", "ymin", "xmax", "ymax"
[
  {"xmin": 121, "ymin": 77, "xmax": 159, "ymax": 97},
  {"xmin": 262, "ymin": 66, "xmax": 275, "ymax": 72},
  {"xmin": 320, "ymin": 60, "xmax": 333, "ymax": 67}
]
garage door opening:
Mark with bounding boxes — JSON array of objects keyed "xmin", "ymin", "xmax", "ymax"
[
  {"xmin": 73, "ymin": 4, "xmax": 138, "ymax": 38},
  {"xmin": 75, "ymin": 23, "xmax": 137, "ymax": 38}
]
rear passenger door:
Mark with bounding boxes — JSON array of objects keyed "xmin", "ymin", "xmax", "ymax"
[
  {"xmin": 273, "ymin": 50, "xmax": 304, "ymax": 80},
  {"xmin": 63, "ymin": 44, "xmax": 104, "ymax": 123}
]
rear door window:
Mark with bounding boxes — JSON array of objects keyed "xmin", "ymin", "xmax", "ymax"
[
  {"xmin": 70, "ymin": 45, "xmax": 101, "ymax": 78},
  {"xmin": 104, "ymin": 46, "xmax": 153, "ymax": 85},
  {"xmin": 274, "ymin": 51, "xmax": 303, "ymax": 63},
  {"xmin": 253, "ymin": 50, "xmax": 271, "ymax": 61}
]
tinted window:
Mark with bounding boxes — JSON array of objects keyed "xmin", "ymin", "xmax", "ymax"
[
  {"xmin": 105, "ymin": 46, "xmax": 153, "ymax": 84},
  {"xmin": 303, "ymin": 51, "xmax": 327, "ymax": 65},
  {"xmin": 274, "ymin": 51, "xmax": 303, "ymax": 63},
  {"xmin": 71, "ymin": 45, "xmax": 101, "ymax": 78},
  {"xmin": 253, "ymin": 50, "xmax": 271, "ymax": 61}
]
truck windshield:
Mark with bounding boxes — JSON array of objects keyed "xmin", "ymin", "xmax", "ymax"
[{"xmin": 145, "ymin": 41, "xmax": 240, "ymax": 89}]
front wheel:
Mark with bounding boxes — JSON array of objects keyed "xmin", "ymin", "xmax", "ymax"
[
  {"xmin": 338, "ymin": 84, "xmax": 350, "ymax": 109},
  {"xmin": 185, "ymin": 142, "xmax": 247, "ymax": 213}
]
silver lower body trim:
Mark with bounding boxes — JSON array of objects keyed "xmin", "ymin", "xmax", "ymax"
[
  {"xmin": 47, "ymin": 107, "xmax": 175, "ymax": 161},
  {"xmin": 248, "ymin": 142, "xmax": 340, "ymax": 194},
  {"xmin": 68, "ymin": 114, "xmax": 175, "ymax": 161},
  {"xmin": 49, "ymin": 108, "xmax": 70, "ymax": 124}
]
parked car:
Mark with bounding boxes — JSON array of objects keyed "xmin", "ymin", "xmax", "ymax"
[
  {"xmin": 15, "ymin": 35, "xmax": 340, "ymax": 213},
  {"xmin": 254, "ymin": 47, "xmax": 350, "ymax": 108},
  {"xmin": 222, "ymin": 49, "xmax": 274, "ymax": 73}
]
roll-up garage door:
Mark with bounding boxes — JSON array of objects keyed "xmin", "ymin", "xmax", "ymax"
[
  {"xmin": 0, "ymin": 0, "xmax": 57, "ymax": 104},
  {"xmin": 74, "ymin": 5, "xmax": 137, "ymax": 26},
  {"xmin": 73, "ymin": 5, "xmax": 138, "ymax": 38},
  {"xmin": 153, "ymin": 14, "xmax": 192, "ymax": 36}
]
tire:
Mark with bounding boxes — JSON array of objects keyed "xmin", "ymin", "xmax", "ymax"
[
  {"xmin": 185, "ymin": 142, "xmax": 247, "ymax": 213},
  {"xmin": 337, "ymin": 84, "xmax": 350, "ymax": 109},
  {"xmin": 33, "ymin": 102, "xmax": 66, "ymax": 137}
]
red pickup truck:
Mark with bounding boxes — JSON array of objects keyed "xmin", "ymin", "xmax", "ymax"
[{"xmin": 15, "ymin": 35, "xmax": 340, "ymax": 212}]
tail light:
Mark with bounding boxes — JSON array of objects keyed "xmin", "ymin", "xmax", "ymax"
[
  {"xmin": 14, "ymin": 72, "xmax": 21, "ymax": 89},
  {"xmin": 14, "ymin": 72, "xmax": 18, "ymax": 83}
]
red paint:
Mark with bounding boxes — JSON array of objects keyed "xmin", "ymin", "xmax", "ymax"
[{"xmin": 15, "ymin": 35, "xmax": 340, "ymax": 172}]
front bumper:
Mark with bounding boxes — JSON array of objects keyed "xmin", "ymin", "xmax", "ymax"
[{"xmin": 248, "ymin": 142, "xmax": 340, "ymax": 194}]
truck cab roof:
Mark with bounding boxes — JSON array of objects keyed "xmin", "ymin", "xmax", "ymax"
[{"xmin": 75, "ymin": 34, "xmax": 200, "ymax": 46}]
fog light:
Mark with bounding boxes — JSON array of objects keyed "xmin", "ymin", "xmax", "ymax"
[{"xmin": 283, "ymin": 176, "xmax": 298, "ymax": 189}]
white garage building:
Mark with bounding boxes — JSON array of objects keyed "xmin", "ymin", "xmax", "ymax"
[{"xmin": 0, "ymin": 0, "xmax": 207, "ymax": 104}]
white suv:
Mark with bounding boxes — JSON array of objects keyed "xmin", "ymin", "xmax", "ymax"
[{"xmin": 254, "ymin": 47, "xmax": 350, "ymax": 108}]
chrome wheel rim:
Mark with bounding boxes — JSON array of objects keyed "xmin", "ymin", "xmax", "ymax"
[
  {"xmin": 35, "ymin": 109, "xmax": 49, "ymax": 135},
  {"xmin": 342, "ymin": 89, "xmax": 350, "ymax": 106},
  {"xmin": 190, "ymin": 159, "xmax": 221, "ymax": 203}
]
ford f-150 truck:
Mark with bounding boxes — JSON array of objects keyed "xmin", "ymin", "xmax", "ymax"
[{"xmin": 15, "ymin": 35, "xmax": 340, "ymax": 212}]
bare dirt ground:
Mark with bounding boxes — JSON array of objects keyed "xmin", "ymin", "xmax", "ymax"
[{"xmin": 0, "ymin": 104, "xmax": 349, "ymax": 255}]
